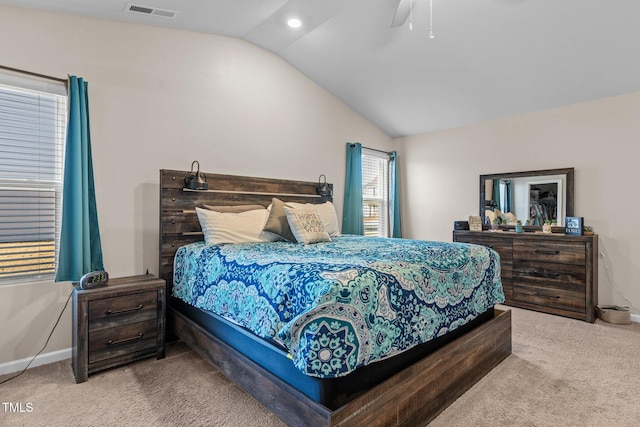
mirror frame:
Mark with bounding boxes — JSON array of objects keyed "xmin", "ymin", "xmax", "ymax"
[{"xmin": 479, "ymin": 167, "xmax": 575, "ymax": 230}]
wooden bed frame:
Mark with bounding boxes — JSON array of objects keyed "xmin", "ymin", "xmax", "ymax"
[{"xmin": 159, "ymin": 168, "xmax": 512, "ymax": 426}]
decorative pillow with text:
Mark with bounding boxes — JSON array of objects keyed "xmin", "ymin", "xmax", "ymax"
[
  {"xmin": 283, "ymin": 207, "xmax": 331, "ymax": 244},
  {"xmin": 286, "ymin": 201, "xmax": 340, "ymax": 237}
]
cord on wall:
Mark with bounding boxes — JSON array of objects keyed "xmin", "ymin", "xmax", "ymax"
[
  {"xmin": 0, "ymin": 288, "xmax": 74, "ymax": 385},
  {"xmin": 599, "ymin": 247, "xmax": 640, "ymax": 313}
]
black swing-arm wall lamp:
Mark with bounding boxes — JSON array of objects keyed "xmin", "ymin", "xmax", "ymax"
[{"xmin": 184, "ymin": 160, "xmax": 208, "ymax": 190}]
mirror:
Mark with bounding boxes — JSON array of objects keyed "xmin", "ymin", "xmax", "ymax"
[{"xmin": 479, "ymin": 168, "xmax": 574, "ymax": 227}]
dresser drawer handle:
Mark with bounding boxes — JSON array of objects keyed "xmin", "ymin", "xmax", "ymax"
[
  {"xmin": 107, "ymin": 333, "xmax": 144, "ymax": 346},
  {"xmin": 105, "ymin": 305, "xmax": 144, "ymax": 316},
  {"xmin": 533, "ymin": 291, "xmax": 560, "ymax": 299},
  {"xmin": 532, "ymin": 270, "xmax": 561, "ymax": 279},
  {"xmin": 534, "ymin": 249, "xmax": 560, "ymax": 255}
]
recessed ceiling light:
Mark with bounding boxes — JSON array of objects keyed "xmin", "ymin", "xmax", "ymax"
[{"xmin": 287, "ymin": 18, "xmax": 302, "ymax": 29}]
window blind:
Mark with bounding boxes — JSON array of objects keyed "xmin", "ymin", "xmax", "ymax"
[
  {"xmin": 0, "ymin": 73, "xmax": 66, "ymax": 283},
  {"xmin": 362, "ymin": 149, "xmax": 389, "ymax": 237}
]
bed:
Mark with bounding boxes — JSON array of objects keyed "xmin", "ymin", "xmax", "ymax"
[{"xmin": 159, "ymin": 169, "xmax": 512, "ymax": 426}]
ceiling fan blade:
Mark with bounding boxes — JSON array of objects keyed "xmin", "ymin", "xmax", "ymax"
[{"xmin": 391, "ymin": 0, "xmax": 411, "ymax": 28}]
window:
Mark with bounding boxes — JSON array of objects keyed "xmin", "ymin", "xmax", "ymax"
[
  {"xmin": 0, "ymin": 71, "xmax": 67, "ymax": 283},
  {"xmin": 362, "ymin": 148, "xmax": 390, "ymax": 237}
]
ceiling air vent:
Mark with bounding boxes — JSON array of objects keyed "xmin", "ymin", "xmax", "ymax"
[{"xmin": 126, "ymin": 3, "xmax": 178, "ymax": 19}]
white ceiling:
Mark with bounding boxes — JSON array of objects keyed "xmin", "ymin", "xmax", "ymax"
[{"xmin": 3, "ymin": 0, "xmax": 640, "ymax": 137}]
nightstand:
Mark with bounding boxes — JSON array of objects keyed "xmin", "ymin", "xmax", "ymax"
[{"xmin": 72, "ymin": 274, "xmax": 166, "ymax": 383}]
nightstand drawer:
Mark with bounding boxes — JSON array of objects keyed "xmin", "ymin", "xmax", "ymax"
[
  {"xmin": 88, "ymin": 319, "xmax": 158, "ymax": 364},
  {"xmin": 88, "ymin": 291, "xmax": 158, "ymax": 331}
]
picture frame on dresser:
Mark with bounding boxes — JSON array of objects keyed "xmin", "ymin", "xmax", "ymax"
[
  {"xmin": 469, "ymin": 215, "xmax": 483, "ymax": 231},
  {"xmin": 565, "ymin": 216, "xmax": 584, "ymax": 236}
]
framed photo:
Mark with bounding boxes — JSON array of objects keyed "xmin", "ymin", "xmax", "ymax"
[
  {"xmin": 565, "ymin": 216, "xmax": 583, "ymax": 236},
  {"xmin": 468, "ymin": 215, "xmax": 483, "ymax": 232}
]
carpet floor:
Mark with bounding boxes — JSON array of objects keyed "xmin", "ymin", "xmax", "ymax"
[{"xmin": 1, "ymin": 306, "xmax": 638, "ymax": 427}]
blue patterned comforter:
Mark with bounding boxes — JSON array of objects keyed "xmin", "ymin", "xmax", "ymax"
[{"xmin": 173, "ymin": 235, "xmax": 504, "ymax": 378}]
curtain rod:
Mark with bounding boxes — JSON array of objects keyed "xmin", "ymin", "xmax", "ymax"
[
  {"xmin": 0, "ymin": 65, "xmax": 68, "ymax": 85},
  {"xmin": 349, "ymin": 143, "xmax": 393, "ymax": 155}
]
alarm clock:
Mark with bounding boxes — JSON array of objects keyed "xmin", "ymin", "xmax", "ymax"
[{"xmin": 78, "ymin": 271, "xmax": 109, "ymax": 289}]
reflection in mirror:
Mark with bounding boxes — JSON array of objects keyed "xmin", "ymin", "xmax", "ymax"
[{"xmin": 480, "ymin": 168, "xmax": 574, "ymax": 228}]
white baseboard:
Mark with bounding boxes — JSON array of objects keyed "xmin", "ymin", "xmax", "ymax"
[{"xmin": 0, "ymin": 347, "xmax": 71, "ymax": 376}]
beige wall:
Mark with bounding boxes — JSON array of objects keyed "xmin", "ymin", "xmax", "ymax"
[
  {"xmin": 396, "ymin": 92, "xmax": 640, "ymax": 317},
  {"xmin": 0, "ymin": 6, "xmax": 393, "ymax": 367}
]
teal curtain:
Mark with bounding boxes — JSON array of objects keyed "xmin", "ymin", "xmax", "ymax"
[
  {"xmin": 342, "ymin": 142, "xmax": 364, "ymax": 235},
  {"xmin": 492, "ymin": 179, "xmax": 501, "ymax": 210},
  {"xmin": 389, "ymin": 151, "xmax": 402, "ymax": 238},
  {"xmin": 55, "ymin": 76, "xmax": 103, "ymax": 282}
]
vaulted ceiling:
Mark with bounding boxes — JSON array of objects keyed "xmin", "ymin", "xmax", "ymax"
[{"xmin": 2, "ymin": 0, "xmax": 639, "ymax": 137}]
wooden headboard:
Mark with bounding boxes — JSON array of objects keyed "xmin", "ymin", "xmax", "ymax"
[{"xmin": 159, "ymin": 169, "xmax": 333, "ymax": 295}]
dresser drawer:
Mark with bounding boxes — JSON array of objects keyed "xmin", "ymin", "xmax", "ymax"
[
  {"xmin": 88, "ymin": 319, "xmax": 158, "ymax": 364},
  {"xmin": 453, "ymin": 233, "xmax": 514, "ymax": 302},
  {"xmin": 513, "ymin": 240, "xmax": 585, "ymax": 265},
  {"xmin": 513, "ymin": 260, "xmax": 586, "ymax": 286},
  {"xmin": 513, "ymin": 283, "xmax": 586, "ymax": 314},
  {"xmin": 457, "ymin": 236, "xmax": 513, "ymax": 263},
  {"xmin": 88, "ymin": 291, "xmax": 158, "ymax": 331},
  {"xmin": 501, "ymin": 277, "xmax": 513, "ymax": 302}
]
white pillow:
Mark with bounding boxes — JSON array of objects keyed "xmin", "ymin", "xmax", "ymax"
[
  {"xmin": 283, "ymin": 207, "xmax": 331, "ymax": 245},
  {"xmin": 286, "ymin": 201, "xmax": 340, "ymax": 237},
  {"xmin": 195, "ymin": 207, "xmax": 278, "ymax": 244}
]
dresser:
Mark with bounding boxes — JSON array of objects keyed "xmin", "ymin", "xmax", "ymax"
[
  {"xmin": 453, "ymin": 231, "xmax": 598, "ymax": 322},
  {"xmin": 72, "ymin": 274, "xmax": 166, "ymax": 383}
]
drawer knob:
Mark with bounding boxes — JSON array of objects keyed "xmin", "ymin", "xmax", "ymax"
[
  {"xmin": 107, "ymin": 333, "xmax": 144, "ymax": 346},
  {"xmin": 105, "ymin": 304, "xmax": 144, "ymax": 316}
]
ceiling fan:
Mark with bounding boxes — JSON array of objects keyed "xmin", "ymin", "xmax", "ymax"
[
  {"xmin": 391, "ymin": 0, "xmax": 435, "ymax": 38},
  {"xmin": 391, "ymin": 0, "xmax": 412, "ymax": 27}
]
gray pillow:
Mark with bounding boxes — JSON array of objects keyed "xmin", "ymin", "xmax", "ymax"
[{"xmin": 262, "ymin": 198, "xmax": 296, "ymax": 242}]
